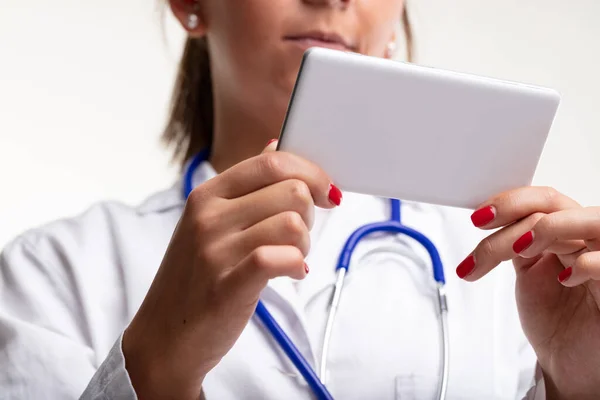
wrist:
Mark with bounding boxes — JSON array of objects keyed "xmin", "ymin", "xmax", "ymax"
[
  {"xmin": 541, "ymin": 367, "xmax": 599, "ymax": 400},
  {"xmin": 542, "ymin": 371, "xmax": 566, "ymax": 400},
  {"xmin": 123, "ymin": 323, "xmax": 205, "ymax": 400}
]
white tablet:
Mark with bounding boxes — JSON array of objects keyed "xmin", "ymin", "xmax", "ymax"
[{"xmin": 277, "ymin": 47, "xmax": 560, "ymax": 209}]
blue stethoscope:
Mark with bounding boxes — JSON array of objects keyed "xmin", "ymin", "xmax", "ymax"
[{"xmin": 184, "ymin": 149, "xmax": 449, "ymax": 400}]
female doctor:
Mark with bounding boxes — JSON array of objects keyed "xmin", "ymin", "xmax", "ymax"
[{"xmin": 2, "ymin": 0, "xmax": 600, "ymax": 399}]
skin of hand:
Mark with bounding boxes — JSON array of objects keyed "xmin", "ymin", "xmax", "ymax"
[
  {"xmin": 123, "ymin": 141, "xmax": 343, "ymax": 399},
  {"xmin": 459, "ymin": 186, "xmax": 600, "ymax": 400},
  {"xmin": 125, "ymin": 1, "xmax": 402, "ymax": 397}
]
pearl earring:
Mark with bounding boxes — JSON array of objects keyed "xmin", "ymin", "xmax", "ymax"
[
  {"xmin": 386, "ymin": 41, "xmax": 397, "ymax": 58},
  {"xmin": 187, "ymin": 14, "xmax": 199, "ymax": 30}
]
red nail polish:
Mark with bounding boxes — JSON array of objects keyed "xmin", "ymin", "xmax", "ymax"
[
  {"xmin": 328, "ymin": 184, "xmax": 342, "ymax": 206},
  {"xmin": 558, "ymin": 267, "xmax": 572, "ymax": 283},
  {"xmin": 304, "ymin": 263, "xmax": 310, "ymax": 274},
  {"xmin": 266, "ymin": 138, "xmax": 278, "ymax": 147},
  {"xmin": 456, "ymin": 255, "xmax": 476, "ymax": 279},
  {"xmin": 513, "ymin": 231, "xmax": 534, "ymax": 254},
  {"xmin": 470, "ymin": 206, "xmax": 496, "ymax": 227}
]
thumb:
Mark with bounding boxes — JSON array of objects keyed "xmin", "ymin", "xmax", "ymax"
[{"xmin": 262, "ymin": 138, "xmax": 279, "ymax": 154}]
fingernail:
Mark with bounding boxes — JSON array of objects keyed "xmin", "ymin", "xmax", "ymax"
[
  {"xmin": 328, "ymin": 184, "xmax": 343, "ymax": 206},
  {"xmin": 304, "ymin": 262, "xmax": 310, "ymax": 274},
  {"xmin": 558, "ymin": 267, "xmax": 572, "ymax": 283},
  {"xmin": 456, "ymin": 255, "xmax": 476, "ymax": 279},
  {"xmin": 513, "ymin": 231, "xmax": 534, "ymax": 254},
  {"xmin": 266, "ymin": 138, "xmax": 278, "ymax": 147},
  {"xmin": 470, "ymin": 206, "xmax": 496, "ymax": 227}
]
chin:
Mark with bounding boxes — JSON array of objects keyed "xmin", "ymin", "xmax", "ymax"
[{"xmin": 272, "ymin": 69, "xmax": 300, "ymax": 106}]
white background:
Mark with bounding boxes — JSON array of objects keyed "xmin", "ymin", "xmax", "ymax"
[{"xmin": 0, "ymin": 0, "xmax": 599, "ymax": 247}]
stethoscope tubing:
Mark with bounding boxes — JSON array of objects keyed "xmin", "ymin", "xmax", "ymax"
[{"xmin": 183, "ymin": 151, "xmax": 448, "ymax": 400}]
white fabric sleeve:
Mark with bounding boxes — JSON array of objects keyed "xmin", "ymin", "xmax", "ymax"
[
  {"xmin": 0, "ymin": 236, "xmax": 136, "ymax": 399},
  {"xmin": 80, "ymin": 333, "xmax": 138, "ymax": 399},
  {"xmin": 522, "ymin": 365, "xmax": 546, "ymax": 400}
]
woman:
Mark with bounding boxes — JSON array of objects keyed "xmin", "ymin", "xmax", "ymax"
[{"xmin": 1, "ymin": 0, "xmax": 599, "ymax": 398}]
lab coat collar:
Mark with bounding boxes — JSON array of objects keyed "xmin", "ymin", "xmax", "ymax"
[
  {"xmin": 137, "ymin": 160, "xmax": 220, "ymax": 214},
  {"xmin": 136, "ymin": 182, "xmax": 184, "ymax": 214}
]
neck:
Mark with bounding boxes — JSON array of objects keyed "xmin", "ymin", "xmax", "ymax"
[{"xmin": 209, "ymin": 92, "xmax": 285, "ymax": 174}]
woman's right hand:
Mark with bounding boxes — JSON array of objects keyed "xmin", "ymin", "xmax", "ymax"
[{"xmin": 122, "ymin": 141, "xmax": 341, "ymax": 400}]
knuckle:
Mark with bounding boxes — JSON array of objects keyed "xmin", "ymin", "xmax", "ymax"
[
  {"xmin": 576, "ymin": 252, "xmax": 593, "ymax": 270},
  {"xmin": 542, "ymin": 186, "xmax": 560, "ymax": 207},
  {"xmin": 530, "ymin": 212, "xmax": 546, "ymax": 223},
  {"xmin": 300, "ymin": 235, "xmax": 312, "ymax": 257},
  {"xmin": 250, "ymin": 246, "xmax": 271, "ymax": 271},
  {"xmin": 186, "ymin": 185, "xmax": 208, "ymax": 206},
  {"xmin": 476, "ymin": 237, "xmax": 495, "ymax": 261},
  {"xmin": 499, "ymin": 190, "xmax": 520, "ymax": 211},
  {"xmin": 289, "ymin": 179, "xmax": 311, "ymax": 202},
  {"xmin": 279, "ymin": 211, "xmax": 310, "ymax": 256},
  {"xmin": 281, "ymin": 211, "xmax": 306, "ymax": 237},
  {"xmin": 534, "ymin": 214, "xmax": 555, "ymax": 236},
  {"xmin": 289, "ymin": 249, "xmax": 306, "ymax": 268},
  {"xmin": 288, "ymin": 179, "xmax": 313, "ymax": 209},
  {"xmin": 260, "ymin": 152, "xmax": 287, "ymax": 178},
  {"xmin": 292, "ymin": 247, "xmax": 305, "ymax": 263},
  {"xmin": 194, "ymin": 207, "xmax": 221, "ymax": 234}
]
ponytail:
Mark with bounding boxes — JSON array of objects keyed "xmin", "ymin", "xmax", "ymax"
[{"xmin": 162, "ymin": 37, "xmax": 213, "ymax": 167}]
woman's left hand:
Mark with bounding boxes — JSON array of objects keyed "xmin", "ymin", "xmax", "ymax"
[{"xmin": 459, "ymin": 186, "xmax": 600, "ymax": 399}]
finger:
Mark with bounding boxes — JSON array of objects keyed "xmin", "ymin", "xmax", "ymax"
[
  {"xmin": 558, "ymin": 251, "xmax": 600, "ymax": 287},
  {"xmin": 262, "ymin": 138, "xmax": 279, "ymax": 153},
  {"xmin": 201, "ymin": 210, "xmax": 310, "ymax": 270},
  {"xmin": 207, "ymin": 150, "xmax": 341, "ymax": 209},
  {"xmin": 514, "ymin": 207, "xmax": 600, "ymax": 258},
  {"xmin": 234, "ymin": 211, "xmax": 311, "ymax": 259},
  {"xmin": 555, "ymin": 247, "xmax": 590, "ymax": 270},
  {"xmin": 457, "ymin": 213, "xmax": 544, "ymax": 281},
  {"xmin": 512, "ymin": 253, "xmax": 545, "ymax": 271},
  {"xmin": 227, "ymin": 179, "xmax": 315, "ymax": 230},
  {"xmin": 586, "ymin": 238, "xmax": 600, "ymax": 251},
  {"xmin": 470, "ymin": 186, "xmax": 580, "ymax": 229},
  {"xmin": 224, "ymin": 246, "xmax": 308, "ymax": 300}
]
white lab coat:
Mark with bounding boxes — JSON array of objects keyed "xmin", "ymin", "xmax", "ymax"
[{"xmin": 0, "ymin": 162, "xmax": 546, "ymax": 399}]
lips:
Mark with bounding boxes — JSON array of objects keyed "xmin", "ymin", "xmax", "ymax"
[{"xmin": 284, "ymin": 31, "xmax": 355, "ymax": 52}]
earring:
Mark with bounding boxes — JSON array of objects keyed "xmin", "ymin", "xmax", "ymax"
[
  {"xmin": 187, "ymin": 14, "xmax": 199, "ymax": 30},
  {"xmin": 386, "ymin": 41, "xmax": 397, "ymax": 58}
]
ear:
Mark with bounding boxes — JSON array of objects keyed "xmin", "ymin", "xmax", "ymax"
[{"xmin": 169, "ymin": 0, "xmax": 207, "ymax": 37}]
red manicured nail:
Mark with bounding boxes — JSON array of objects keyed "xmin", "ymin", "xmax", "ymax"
[
  {"xmin": 304, "ymin": 263, "xmax": 310, "ymax": 274},
  {"xmin": 328, "ymin": 184, "xmax": 342, "ymax": 206},
  {"xmin": 470, "ymin": 206, "xmax": 496, "ymax": 227},
  {"xmin": 456, "ymin": 255, "xmax": 476, "ymax": 279},
  {"xmin": 513, "ymin": 231, "xmax": 534, "ymax": 254},
  {"xmin": 266, "ymin": 138, "xmax": 278, "ymax": 147},
  {"xmin": 558, "ymin": 267, "xmax": 572, "ymax": 283}
]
